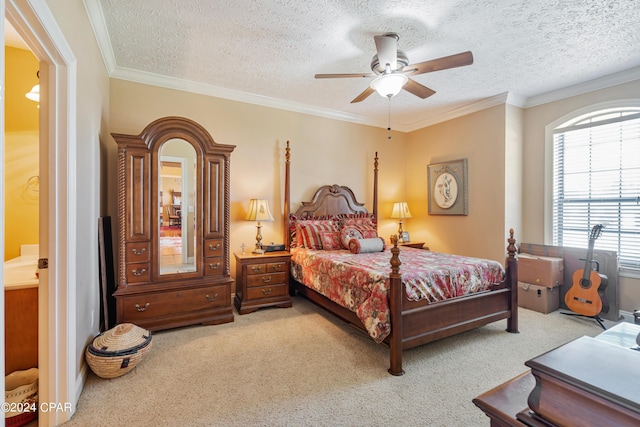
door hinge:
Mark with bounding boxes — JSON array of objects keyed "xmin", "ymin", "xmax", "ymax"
[{"xmin": 38, "ymin": 258, "xmax": 49, "ymax": 269}]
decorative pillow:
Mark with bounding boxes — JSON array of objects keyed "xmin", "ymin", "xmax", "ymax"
[
  {"xmin": 339, "ymin": 215, "xmax": 377, "ymax": 230},
  {"xmin": 289, "ymin": 214, "xmax": 336, "ymax": 248},
  {"xmin": 297, "ymin": 220, "xmax": 339, "ymax": 249},
  {"xmin": 340, "ymin": 226, "xmax": 378, "ymax": 249},
  {"xmin": 348, "ymin": 237, "xmax": 386, "ymax": 254},
  {"xmin": 318, "ymin": 231, "xmax": 342, "ymax": 250}
]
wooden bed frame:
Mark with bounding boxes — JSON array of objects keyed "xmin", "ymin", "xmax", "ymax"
[{"xmin": 283, "ymin": 142, "xmax": 519, "ymax": 375}]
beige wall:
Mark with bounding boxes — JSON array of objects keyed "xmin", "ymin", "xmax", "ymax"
[
  {"xmin": 522, "ymin": 79, "xmax": 640, "ymax": 313},
  {"xmin": 405, "ymin": 104, "xmax": 512, "ymax": 263},
  {"xmin": 108, "ymin": 79, "xmax": 407, "ymax": 290},
  {"xmin": 46, "ymin": 0, "xmax": 111, "ymax": 379},
  {"xmin": 4, "ymin": 47, "xmax": 39, "ymax": 260}
]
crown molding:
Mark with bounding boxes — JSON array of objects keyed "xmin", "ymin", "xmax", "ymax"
[
  {"xmin": 110, "ymin": 66, "xmax": 380, "ymax": 128},
  {"xmin": 524, "ymin": 66, "xmax": 640, "ymax": 108}
]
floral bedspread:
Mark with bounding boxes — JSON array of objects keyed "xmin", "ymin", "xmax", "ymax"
[{"xmin": 290, "ymin": 247, "xmax": 505, "ymax": 342}]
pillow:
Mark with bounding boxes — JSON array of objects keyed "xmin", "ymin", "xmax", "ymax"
[
  {"xmin": 318, "ymin": 231, "xmax": 342, "ymax": 250},
  {"xmin": 340, "ymin": 226, "xmax": 378, "ymax": 249},
  {"xmin": 348, "ymin": 237, "xmax": 386, "ymax": 254},
  {"xmin": 339, "ymin": 216, "xmax": 376, "ymax": 230},
  {"xmin": 297, "ymin": 221, "xmax": 339, "ymax": 249},
  {"xmin": 288, "ymin": 214, "xmax": 336, "ymax": 248}
]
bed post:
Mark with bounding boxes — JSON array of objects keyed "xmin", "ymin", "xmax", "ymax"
[
  {"xmin": 506, "ymin": 228, "xmax": 519, "ymax": 334},
  {"xmin": 284, "ymin": 141, "xmax": 291, "ymax": 250},
  {"xmin": 388, "ymin": 235, "xmax": 404, "ymax": 376},
  {"xmin": 373, "ymin": 152, "xmax": 378, "ymax": 221}
]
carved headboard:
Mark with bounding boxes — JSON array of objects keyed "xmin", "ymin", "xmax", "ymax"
[
  {"xmin": 283, "ymin": 141, "xmax": 379, "ymax": 250},
  {"xmin": 293, "ymin": 184, "xmax": 369, "ymax": 218}
]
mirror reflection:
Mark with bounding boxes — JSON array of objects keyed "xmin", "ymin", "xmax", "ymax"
[{"xmin": 159, "ymin": 138, "xmax": 197, "ymax": 274}]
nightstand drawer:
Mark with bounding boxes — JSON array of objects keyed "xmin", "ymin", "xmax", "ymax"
[
  {"xmin": 246, "ymin": 283, "xmax": 288, "ymax": 300},
  {"xmin": 121, "ymin": 284, "xmax": 230, "ymax": 321},
  {"xmin": 266, "ymin": 262, "xmax": 287, "ymax": 273},
  {"xmin": 247, "ymin": 263, "xmax": 267, "ymax": 275},
  {"xmin": 246, "ymin": 272, "xmax": 286, "ymax": 288}
]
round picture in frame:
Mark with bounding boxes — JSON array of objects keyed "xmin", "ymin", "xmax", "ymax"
[{"xmin": 433, "ymin": 172, "xmax": 458, "ymax": 209}]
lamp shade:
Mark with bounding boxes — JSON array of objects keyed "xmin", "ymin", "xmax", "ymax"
[
  {"xmin": 390, "ymin": 202, "xmax": 412, "ymax": 219},
  {"xmin": 25, "ymin": 84, "xmax": 40, "ymax": 102},
  {"xmin": 370, "ymin": 74, "xmax": 408, "ymax": 98},
  {"xmin": 245, "ymin": 199, "xmax": 274, "ymax": 222}
]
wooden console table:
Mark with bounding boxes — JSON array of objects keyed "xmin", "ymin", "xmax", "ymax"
[{"xmin": 474, "ymin": 322, "xmax": 640, "ymax": 426}]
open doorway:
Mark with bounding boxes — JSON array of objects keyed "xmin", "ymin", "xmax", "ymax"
[
  {"xmin": 4, "ymin": 1, "xmax": 77, "ymax": 425},
  {"xmin": 3, "ymin": 19, "xmax": 41, "ymax": 427}
]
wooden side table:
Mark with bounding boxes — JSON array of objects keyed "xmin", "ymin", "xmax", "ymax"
[
  {"xmin": 234, "ymin": 251, "xmax": 292, "ymax": 314},
  {"xmin": 400, "ymin": 242, "xmax": 428, "ymax": 249}
]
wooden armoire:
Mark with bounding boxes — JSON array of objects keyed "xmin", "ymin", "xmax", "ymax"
[{"xmin": 112, "ymin": 116, "xmax": 235, "ymax": 331}]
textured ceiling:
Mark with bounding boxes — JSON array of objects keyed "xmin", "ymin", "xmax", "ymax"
[{"xmin": 87, "ymin": 0, "xmax": 640, "ymax": 130}]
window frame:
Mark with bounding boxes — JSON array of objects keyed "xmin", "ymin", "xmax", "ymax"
[{"xmin": 544, "ymin": 100, "xmax": 640, "ymax": 279}]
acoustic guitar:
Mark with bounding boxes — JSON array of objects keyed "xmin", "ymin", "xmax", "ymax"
[{"xmin": 564, "ymin": 224, "xmax": 606, "ymax": 317}]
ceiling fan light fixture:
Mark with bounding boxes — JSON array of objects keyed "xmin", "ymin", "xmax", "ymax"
[{"xmin": 370, "ymin": 74, "xmax": 408, "ymax": 98}]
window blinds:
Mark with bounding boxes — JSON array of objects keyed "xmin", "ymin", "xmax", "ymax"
[{"xmin": 553, "ymin": 111, "xmax": 640, "ymax": 272}]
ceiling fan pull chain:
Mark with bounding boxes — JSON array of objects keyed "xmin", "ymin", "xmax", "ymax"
[{"xmin": 387, "ymin": 96, "xmax": 392, "ymax": 140}]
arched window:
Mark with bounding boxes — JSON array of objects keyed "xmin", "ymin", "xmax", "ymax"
[{"xmin": 552, "ymin": 107, "xmax": 640, "ymax": 274}]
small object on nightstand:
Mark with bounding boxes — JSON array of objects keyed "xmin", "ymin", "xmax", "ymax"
[{"xmin": 234, "ymin": 251, "xmax": 292, "ymax": 314}]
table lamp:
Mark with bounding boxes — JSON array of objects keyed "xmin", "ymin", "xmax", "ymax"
[
  {"xmin": 246, "ymin": 199, "xmax": 274, "ymax": 254},
  {"xmin": 390, "ymin": 202, "xmax": 412, "ymax": 243}
]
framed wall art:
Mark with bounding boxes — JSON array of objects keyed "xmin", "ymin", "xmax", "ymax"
[{"xmin": 427, "ymin": 158, "xmax": 468, "ymax": 215}]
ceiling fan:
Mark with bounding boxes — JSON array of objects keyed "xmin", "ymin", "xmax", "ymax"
[{"xmin": 315, "ymin": 32, "xmax": 473, "ymax": 103}]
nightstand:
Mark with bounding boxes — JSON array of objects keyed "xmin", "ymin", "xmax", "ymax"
[
  {"xmin": 234, "ymin": 251, "xmax": 292, "ymax": 314},
  {"xmin": 400, "ymin": 242, "xmax": 428, "ymax": 249}
]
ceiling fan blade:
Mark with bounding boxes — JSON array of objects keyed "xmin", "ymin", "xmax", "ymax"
[
  {"xmin": 403, "ymin": 78, "xmax": 436, "ymax": 99},
  {"xmin": 404, "ymin": 51, "xmax": 473, "ymax": 76},
  {"xmin": 374, "ymin": 33, "xmax": 398, "ymax": 70},
  {"xmin": 351, "ymin": 87, "xmax": 375, "ymax": 103},
  {"xmin": 315, "ymin": 72, "xmax": 375, "ymax": 79}
]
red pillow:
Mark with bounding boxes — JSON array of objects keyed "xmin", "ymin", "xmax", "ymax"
[
  {"xmin": 298, "ymin": 221, "xmax": 339, "ymax": 249},
  {"xmin": 319, "ymin": 231, "xmax": 342, "ymax": 250}
]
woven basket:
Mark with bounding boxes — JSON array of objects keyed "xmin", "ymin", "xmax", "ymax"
[{"xmin": 86, "ymin": 323, "xmax": 152, "ymax": 379}]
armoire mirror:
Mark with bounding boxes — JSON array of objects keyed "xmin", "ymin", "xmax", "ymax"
[
  {"xmin": 112, "ymin": 116, "xmax": 236, "ymax": 331},
  {"xmin": 159, "ymin": 139, "xmax": 196, "ymax": 275}
]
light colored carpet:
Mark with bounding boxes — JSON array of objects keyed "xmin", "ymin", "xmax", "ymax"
[{"xmin": 65, "ymin": 297, "xmax": 605, "ymax": 427}]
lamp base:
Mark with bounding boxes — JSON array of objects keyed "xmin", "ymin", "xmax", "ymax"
[{"xmin": 252, "ymin": 248, "xmax": 264, "ymax": 255}]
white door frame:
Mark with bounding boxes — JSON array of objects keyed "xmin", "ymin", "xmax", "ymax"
[{"xmin": 5, "ymin": 1, "xmax": 77, "ymax": 425}]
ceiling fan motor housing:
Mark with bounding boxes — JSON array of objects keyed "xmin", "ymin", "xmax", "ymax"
[{"xmin": 371, "ymin": 50, "xmax": 409, "ymax": 74}]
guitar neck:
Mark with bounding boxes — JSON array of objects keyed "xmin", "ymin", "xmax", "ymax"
[{"xmin": 582, "ymin": 239, "xmax": 597, "ymax": 280}]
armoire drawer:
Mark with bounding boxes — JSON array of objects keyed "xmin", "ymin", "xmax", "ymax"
[
  {"xmin": 121, "ymin": 284, "xmax": 230, "ymax": 321},
  {"xmin": 126, "ymin": 241, "xmax": 150, "ymax": 263},
  {"xmin": 204, "ymin": 239, "xmax": 223, "ymax": 257},
  {"xmin": 204, "ymin": 257, "xmax": 224, "ymax": 276},
  {"xmin": 126, "ymin": 262, "xmax": 151, "ymax": 283}
]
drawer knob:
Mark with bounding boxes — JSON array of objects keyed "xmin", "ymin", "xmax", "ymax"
[
  {"xmin": 132, "ymin": 268, "xmax": 146, "ymax": 276},
  {"xmin": 135, "ymin": 303, "xmax": 150, "ymax": 312},
  {"xmin": 206, "ymin": 294, "xmax": 219, "ymax": 302},
  {"xmin": 251, "ymin": 266, "xmax": 263, "ymax": 273},
  {"xmin": 209, "ymin": 262, "xmax": 221, "ymax": 270},
  {"xmin": 262, "ymin": 276, "xmax": 272, "ymax": 283},
  {"xmin": 273, "ymin": 264, "xmax": 282, "ymax": 271},
  {"xmin": 209, "ymin": 243, "xmax": 221, "ymax": 251},
  {"xmin": 131, "ymin": 248, "xmax": 146, "ymax": 255},
  {"xmin": 262, "ymin": 288, "xmax": 272, "ymax": 295}
]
